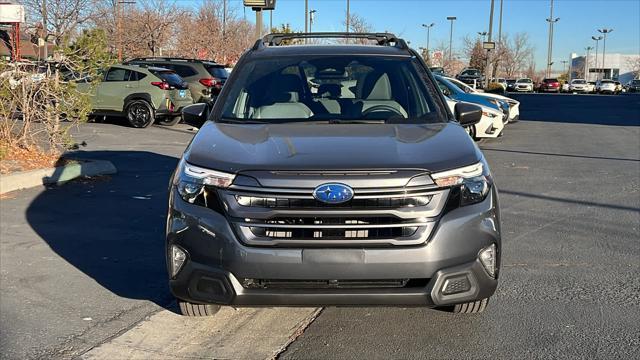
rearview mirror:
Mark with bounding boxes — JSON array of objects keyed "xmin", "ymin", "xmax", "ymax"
[
  {"xmin": 454, "ymin": 102, "xmax": 482, "ymax": 126},
  {"xmin": 182, "ymin": 103, "xmax": 208, "ymax": 128}
]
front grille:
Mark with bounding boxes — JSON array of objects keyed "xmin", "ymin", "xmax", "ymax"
[{"xmin": 217, "ymin": 182, "xmax": 449, "ymax": 247}]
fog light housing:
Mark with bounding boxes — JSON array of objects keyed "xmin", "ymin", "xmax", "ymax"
[
  {"xmin": 478, "ymin": 244, "xmax": 497, "ymax": 278},
  {"xmin": 171, "ymin": 245, "xmax": 187, "ymax": 278}
]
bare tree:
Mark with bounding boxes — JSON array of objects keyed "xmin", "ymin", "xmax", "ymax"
[
  {"xmin": 626, "ymin": 57, "xmax": 640, "ymax": 79},
  {"xmin": 23, "ymin": 0, "xmax": 98, "ymax": 44},
  {"xmin": 499, "ymin": 33, "xmax": 535, "ymax": 78}
]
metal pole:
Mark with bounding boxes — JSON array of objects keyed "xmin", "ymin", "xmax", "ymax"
[
  {"xmin": 546, "ymin": 0, "xmax": 553, "ymax": 78},
  {"xmin": 346, "ymin": 0, "xmax": 350, "ymax": 33},
  {"xmin": 270, "ymin": 10, "xmax": 273, "ymax": 31},
  {"xmin": 446, "ymin": 17, "xmax": 456, "ymax": 64},
  {"xmin": 498, "ymin": 0, "xmax": 503, "ymax": 42},
  {"xmin": 305, "ymin": 0, "xmax": 308, "ymax": 33},
  {"xmin": 592, "ymin": 36, "xmax": 601, "ymax": 80},
  {"xmin": 598, "ymin": 29, "xmax": 612, "ymax": 79},
  {"xmin": 222, "ymin": 0, "xmax": 227, "ymax": 37},
  {"xmin": 584, "ymin": 46, "xmax": 592, "ymax": 80},
  {"xmin": 486, "ymin": 0, "xmax": 495, "ymax": 88},
  {"xmin": 256, "ymin": 9, "xmax": 262, "ymax": 40},
  {"xmin": 427, "ymin": 26, "xmax": 431, "ymax": 55},
  {"xmin": 309, "ymin": 10, "xmax": 316, "ymax": 33},
  {"xmin": 42, "ymin": 0, "xmax": 48, "ymax": 59}
]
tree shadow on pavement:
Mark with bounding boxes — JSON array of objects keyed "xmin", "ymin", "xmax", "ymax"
[{"xmin": 25, "ymin": 150, "xmax": 179, "ymax": 308}]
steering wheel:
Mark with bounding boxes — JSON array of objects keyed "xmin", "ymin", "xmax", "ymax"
[{"xmin": 361, "ymin": 104, "xmax": 405, "ymax": 118}]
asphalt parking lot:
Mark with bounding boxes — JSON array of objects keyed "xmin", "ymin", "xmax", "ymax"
[{"xmin": 1, "ymin": 93, "xmax": 639, "ymax": 359}]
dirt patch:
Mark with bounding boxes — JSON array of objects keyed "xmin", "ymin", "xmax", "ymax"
[{"xmin": 0, "ymin": 143, "xmax": 73, "ymax": 174}]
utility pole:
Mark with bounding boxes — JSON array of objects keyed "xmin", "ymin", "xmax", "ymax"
[
  {"xmin": 270, "ymin": 10, "xmax": 273, "ymax": 31},
  {"xmin": 485, "ymin": 0, "xmax": 495, "ymax": 88},
  {"xmin": 346, "ymin": 0, "xmax": 350, "ymax": 33},
  {"xmin": 584, "ymin": 46, "xmax": 593, "ymax": 81},
  {"xmin": 545, "ymin": 0, "xmax": 560, "ymax": 78},
  {"xmin": 41, "ymin": 0, "xmax": 48, "ymax": 60},
  {"xmin": 498, "ymin": 0, "xmax": 503, "ymax": 42},
  {"xmin": 446, "ymin": 16, "xmax": 456, "ymax": 64},
  {"xmin": 592, "ymin": 35, "xmax": 602, "ymax": 80},
  {"xmin": 222, "ymin": 0, "xmax": 227, "ymax": 63},
  {"xmin": 598, "ymin": 28, "xmax": 613, "ymax": 79},
  {"xmin": 422, "ymin": 23, "xmax": 435, "ymax": 63},
  {"xmin": 305, "ymin": 0, "xmax": 308, "ymax": 33},
  {"xmin": 561, "ymin": 60, "xmax": 568, "ymax": 79}
]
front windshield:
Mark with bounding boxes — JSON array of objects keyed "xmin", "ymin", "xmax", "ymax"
[
  {"xmin": 461, "ymin": 69, "xmax": 479, "ymax": 76},
  {"xmin": 572, "ymin": 80, "xmax": 586, "ymax": 84},
  {"xmin": 219, "ymin": 55, "xmax": 445, "ymax": 123},
  {"xmin": 517, "ymin": 79, "xmax": 532, "ymax": 83}
]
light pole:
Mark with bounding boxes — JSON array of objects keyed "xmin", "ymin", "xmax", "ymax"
[
  {"xmin": 446, "ymin": 16, "xmax": 456, "ymax": 64},
  {"xmin": 592, "ymin": 35, "xmax": 602, "ymax": 79},
  {"xmin": 422, "ymin": 23, "xmax": 435, "ymax": 62},
  {"xmin": 561, "ymin": 60, "xmax": 568, "ymax": 79},
  {"xmin": 485, "ymin": 0, "xmax": 495, "ymax": 88},
  {"xmin": 545, "ymin": 0, "xmax": 560, "ymax": 78},
  {"xmin": 304, "ymin": 0, "xmax": 308, "ymax": 33},
  {"xmin": 584, "ymin": 46, "xmax": 593, "ymax": 80},
  {"xmin": 597, "ymin": 28, "xmax": 613, "ymax": 79},
  {"xmin": 477, "ymin": 31, "xmax": 488, "ymax": 41},
  {"xmin": 346, "ymin": 0, "xmax": 350, "ymax": 33},
  {"xmin": 309, "ymin": 10, "xmax": 317, "ymax": 33}
]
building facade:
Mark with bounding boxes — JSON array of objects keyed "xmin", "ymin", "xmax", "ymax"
[{"xmin": 570, "ymin": 53, "xmax": 639, "ymax": 83}]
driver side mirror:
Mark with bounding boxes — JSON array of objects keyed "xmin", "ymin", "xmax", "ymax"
[
  {"xmin": 454, "ymin": 102, "xmax": 482, "ymax": 126},
  {"xmin": 182, "ymin": 103, "xmax": 208, "ymax": 128}
]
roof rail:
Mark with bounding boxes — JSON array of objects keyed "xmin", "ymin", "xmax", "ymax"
[
  {"xmin": 125, "ymin": 57, "xmax": 219, "ymax": 64},
  {"xmin": 252, "ymin": 32, "xmax": 409, "ymax": 51}
]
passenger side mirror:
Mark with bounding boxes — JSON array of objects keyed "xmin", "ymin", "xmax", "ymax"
[
  {"xmin": 182, "ymin": 103, "xmax": 208, "ymax": 128},
  {"xmin": 454, "ymin": 102, "xmax": 482, "ymax": 126}
]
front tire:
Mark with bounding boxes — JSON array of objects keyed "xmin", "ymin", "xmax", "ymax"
[
  {"xmin": 126, "ymin": 100, "xmax": 155, "ymax": 128},
  {"xmin": 178, "ymin": 300, "xmax": 221, "ymax": 317}
]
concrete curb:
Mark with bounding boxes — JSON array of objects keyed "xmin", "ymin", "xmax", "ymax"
[{"xmin": 0, "ymin": 159, "xmax": 117, "ymax": 194}]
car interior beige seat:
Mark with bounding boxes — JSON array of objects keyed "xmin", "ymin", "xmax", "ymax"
[
  {"xmin": 253, "ymin": 74, "xmax": 313, "ymax": 119},
  {"xmin": 356, "ymin": 72, "xmax": 408, "ymax": 117}
]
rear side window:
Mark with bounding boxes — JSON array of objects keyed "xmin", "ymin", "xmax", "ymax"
[
  {"xmin": 206, "ymin": 66, "xmax": 230, "ymax": 79},
  {"xmin": 150, "ymin": 70, "xmax": 188, "ymax": 89},
  {"xmin": 105, "ymin": 68, "xmax": 130, "ymax": 82},
  {"xmin": 130, "ymin": 71, "xmax": 147, "ymax": 81},
  {"xmin": 171, "ymin": 64, "xmax": 198, "ymax": 78}
]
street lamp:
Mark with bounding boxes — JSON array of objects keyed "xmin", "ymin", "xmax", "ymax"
[
  {"xmin": 592, "ymin": 35, "xmax": 603, "ymax": 79},
  {"xmin": 584, "ymin": 46, "xmax": 593, "ymax": 80},
  {"xmin": 477, "ymin": 31, "xmax": 488, "ymax": 41},
  {"xmin": 597, "ymin": 28, "xmax": 613, "ymax": 79},
  {"xmin": 421, "ymin": 23, "xmax": 435, "ymax": 64},
  {"xmin": 309, "ymin": 9, "xmax": 317, "ymax": 32},
  {"xmin": 446, "ymin": 16, "xmax": 456, "ymax": 63},
  {"xmin": 561, "ymin": 60, "xmax": 568, "ymax": 79},
  {"xmin": 545, "ymin": 0, "xmax": 559, "ymax": 78}
]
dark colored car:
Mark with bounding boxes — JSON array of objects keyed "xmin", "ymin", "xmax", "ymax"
[
  {"xmin": 506, "ymin": 79, "xmax": 516, "ymax": 92},
  {"xmin": 537, "ymin": 78, "xmax": 560, "ymax": 93},
  {"xmin": 126, "ymin": 57, "xmax": 229, "ymax": 103},
  {"xmin": 627, "ymin": 79, "xmax": 640, "ymax": 93},
  {"xmin": 168, "ymin": 33, "xmax": 501, "ymax": 317},
  {"xmin": 456, "ymin": 68, "xmax": 484, "ymax": 88},
  {"xmin": 429, "ymin": 66, "xmax": 446, "ymax": 76}
]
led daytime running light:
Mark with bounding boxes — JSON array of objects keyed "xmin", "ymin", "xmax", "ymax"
[{"xmin": 431, "ymin": 163, "xmax": 484, "ymax": 187}]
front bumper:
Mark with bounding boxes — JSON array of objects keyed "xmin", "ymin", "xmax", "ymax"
[{"xmin": 166, "ymin": 187, "xmax": 501, "ymax": 307}]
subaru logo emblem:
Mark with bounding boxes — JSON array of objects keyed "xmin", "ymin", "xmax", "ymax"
[{"xmin": 313, "ymin": 183, "xmax": 354, "ymax": 204}]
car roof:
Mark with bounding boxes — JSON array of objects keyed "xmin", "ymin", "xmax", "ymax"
[{"xmin": 248, "ymin": 44, "xmax": 412, "ymax": 59}]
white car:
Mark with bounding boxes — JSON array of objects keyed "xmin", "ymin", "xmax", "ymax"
[
  {"xmin": 596, "ymin": 79, "xmax": 618, "ymax": 94},
  {"xmin": 586, "ymin": 81, "xmax": 597, "ymax": 93},
  {"xmin": 569, "ymin": 79, "xmax": 588, "ymax": 93},
  {"xmin": 446, "ymin": 76, "xmax": 520, "ymax": 123},
  {"xmin": 514, "ymin": 78, "xmax": 534, "ymax": 92},
  {"xmin": 445, "ymin": 97, "xmax": 505, "ymax": 140}
]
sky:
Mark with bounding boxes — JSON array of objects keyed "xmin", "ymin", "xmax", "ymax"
[{"xmin": 209, "ymin": 0, "xmax": 640, "ymax": 71}]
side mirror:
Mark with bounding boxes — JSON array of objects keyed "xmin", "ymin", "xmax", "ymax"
[
  {"xmin": 182, "ymin": 103, "xmax": 208, "ymax": 128},
  {"xmin": 454, "ymin": 102, "xmax": 482, "ymax": 126}
]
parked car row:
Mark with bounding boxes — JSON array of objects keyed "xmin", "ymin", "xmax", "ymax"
[
  {"xmin": 503, "ymin": 76, "xmax": 633, "ymax": 95},
  {"xmin": 434, "ymin": 75, "xmax": 520, "ymax": 141},
  {"xmin": 77, "ymin": 58, "xmax": 230, "ymax": 128}
]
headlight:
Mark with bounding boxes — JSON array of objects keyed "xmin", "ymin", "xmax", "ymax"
[
  {"xmin": 431, "ymin": 161, "xmax": 492, "ymax": 206},
  {"xmin": 482, "ymin": 110, "xmax": 498, "ymax": 118},
  {"xmin": 175, "ymin": 160, "xmax": 236, "ymax": 203}
]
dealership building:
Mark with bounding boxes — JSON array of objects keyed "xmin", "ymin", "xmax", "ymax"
[{"xmin": 570, "ymin": 53, "xmax": 639, "ymax": 83}]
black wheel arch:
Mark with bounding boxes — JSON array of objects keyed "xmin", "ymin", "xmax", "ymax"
[{"xmin": 123, "ymin": 93, "xmax": 154, "ymax": 112}]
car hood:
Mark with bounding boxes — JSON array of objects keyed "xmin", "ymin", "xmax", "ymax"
[{"xmin": 185, "ymin": 122, "xmax": 482, "ymax": 174}]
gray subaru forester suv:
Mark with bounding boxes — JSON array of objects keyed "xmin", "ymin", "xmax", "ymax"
[{"xmin": 167, "ymin": 33, "xmax": 501, "ymax": 317}]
